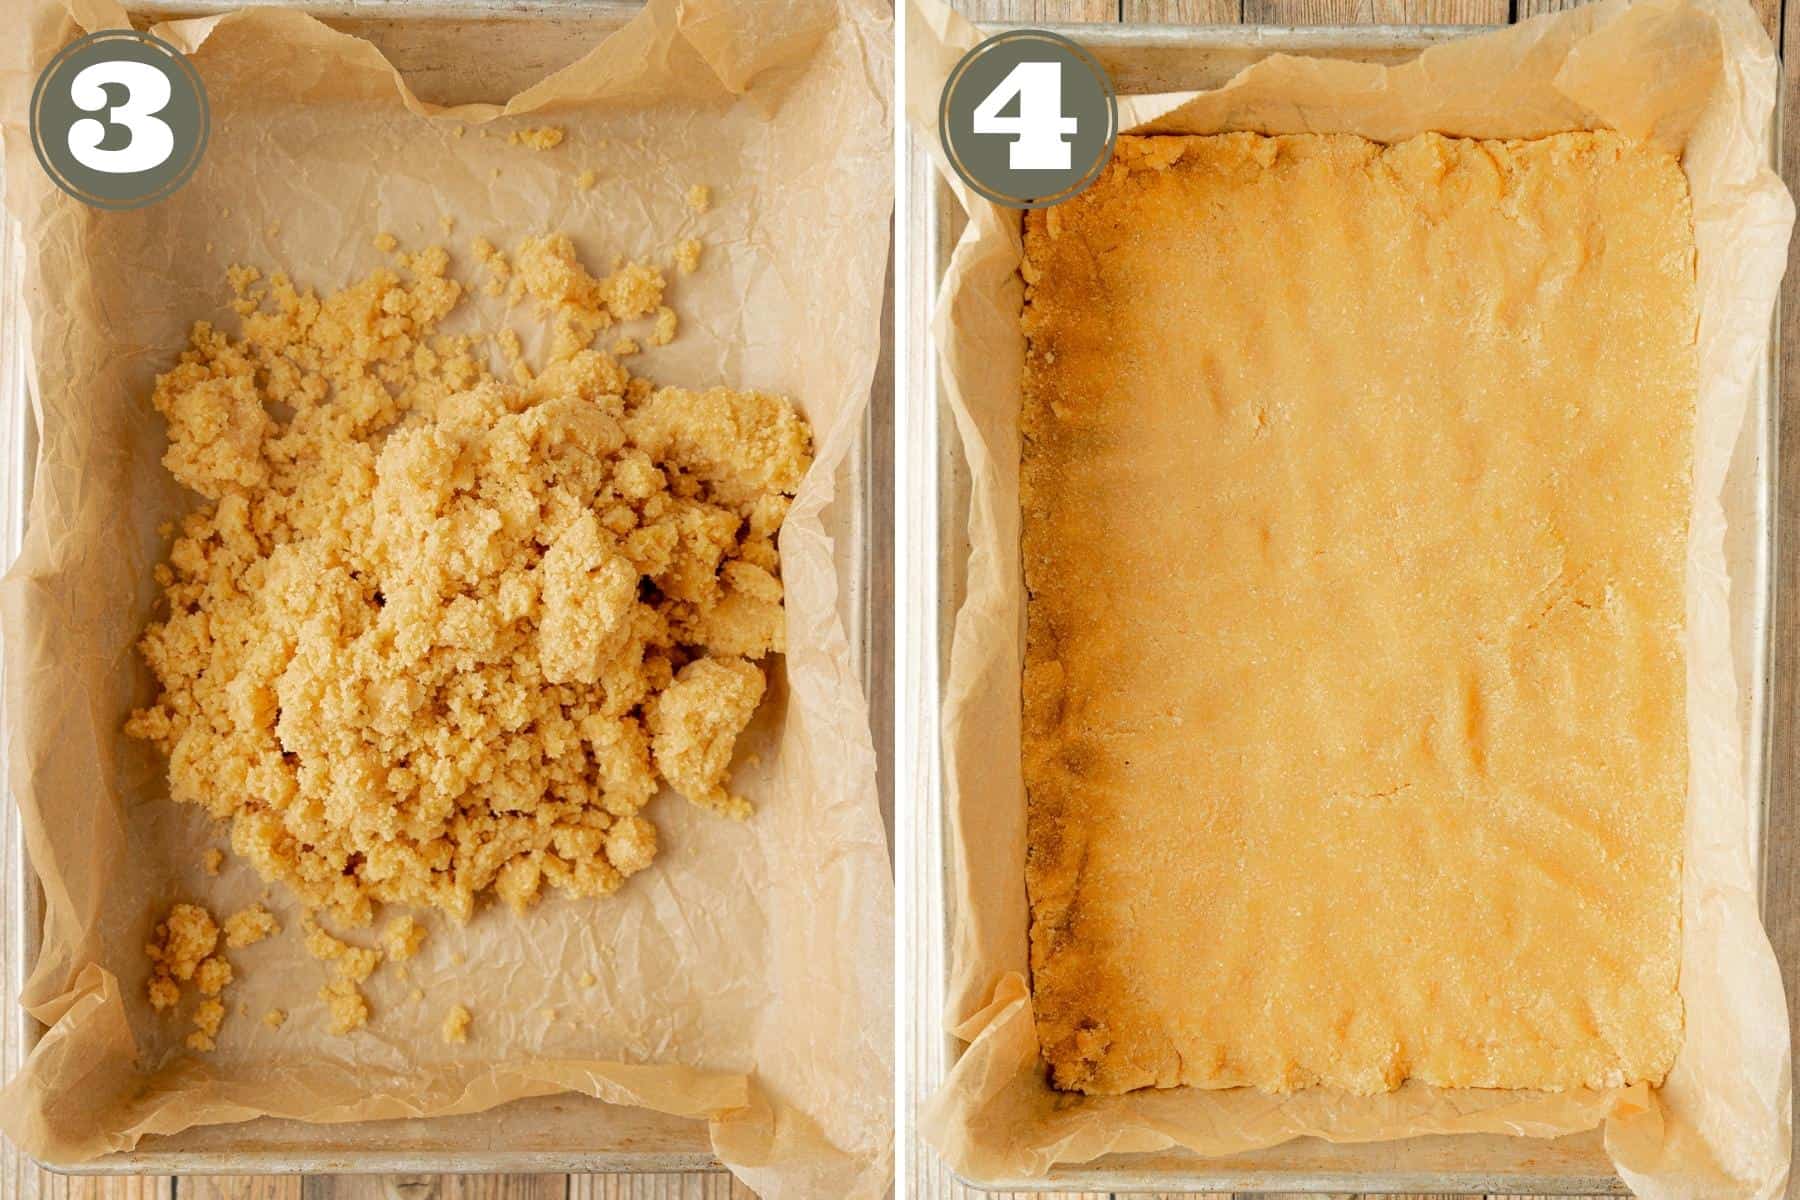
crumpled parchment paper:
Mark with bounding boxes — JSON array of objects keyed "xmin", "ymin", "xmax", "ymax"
[
  {"xmin": 910, "ymin": 0, "xmax": 1792, "ymax": 1195},
  {"xmin": 0, "ymin": 1, "xmax": 893, "ymax": 1196}
]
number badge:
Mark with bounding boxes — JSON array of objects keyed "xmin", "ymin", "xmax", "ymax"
[
  {"xmin": 939, "ymin": 30, "xmax": 1117, "ymax": 210},
  {"xmin": 30, "ymin": 29, "xmax": 209, "ymax": 211}
]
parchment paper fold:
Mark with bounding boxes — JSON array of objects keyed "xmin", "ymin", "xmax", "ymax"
[
  {"xmin": 0, "ymin": 2, "xmax": 894, "ymax": 1196},
  {"xmin": 911, "ymin": 0, "xmax": 1792, "ymax": 1195}
]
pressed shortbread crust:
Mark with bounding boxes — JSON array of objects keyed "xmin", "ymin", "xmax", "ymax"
[{"xmin": 1021, "ymin": 132, "xmax": 1694, "ymax": 1096}]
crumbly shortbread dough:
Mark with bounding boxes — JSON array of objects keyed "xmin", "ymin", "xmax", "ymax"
[
  {"xmin": 382, "ymin": 915, "xmax": 427, "ymax": 961},
  {"xmin": 1022, "ymin": 132, "xmax": 1692, "ymax": 1096},
  {"xmin": 146, "ymin": 904, "xmax": 215, "ymax": 994},
  {"xmin": 223, "ymin": 904, "xmax": 279, "ymax": 948},
  {"xmin": 190, "ymin": 999, "xmax": 225, "ymax": 1052},
  {"xmin": 194, "ymin": 957, "xmax": 232, "ymax": 996},
  {"xmin": 509, "ymin": 126, "xmax": 565, "ymax": 151},
  {"xmin": 127, "ymin": 234, "xmax": 809, "ymax": 929},
  {"xmin": 321, "ymin": 979, "xmax": 370, "ymax": 1037},
  {"xmin": 146, "ymin": 902, "xmax": 244, "ymax": 1050}
]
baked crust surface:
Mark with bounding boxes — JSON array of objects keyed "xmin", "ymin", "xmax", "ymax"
[{"xmin": 1021, "ymin": 131, "xmax": 1693, "ymax": 1096}]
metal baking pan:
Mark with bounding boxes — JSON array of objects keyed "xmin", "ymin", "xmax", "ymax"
[
  {"xmin": 0, "ymin": 0, "xmax": 886, "ymax": 1176},
  {"xmin": 906, "ymin": 21, "xmax": 1779, "ymax": 1195}
]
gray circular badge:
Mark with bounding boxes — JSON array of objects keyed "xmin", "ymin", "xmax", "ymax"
[
  {"xmin": 939, "ymin": 29, "xmax": 1117, "ymax": 210},
  {"xmin": 30, "ymin": 30, "xmax": 209, "ymax": 211}
]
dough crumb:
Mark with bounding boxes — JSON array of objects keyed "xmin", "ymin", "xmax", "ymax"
[
  {"xmin": 223, "ymin": 904, "xmax": 279, "ymax": 948},
  {"xmin": 647, "ymin": 658, "xmax": 765, "ymax": 819},
  {"xmin": 649, "ymin": 306, "xmax": 678, "ymax": 347},
  {"xmin": 578, "ymin": 971, "xmax": 597, "ymax": 987},
  {"xmin": 148, "ymin": 975, "xmax": 180, "ymax": 1012},
  {"xmin": 339, "ymin": 945, "xmax": 381, "ymax": 984},
  {"xmin": 473, "ymin": 236, "xmax": 512, "ymax": 297},
  {"xmin": 187, "ymin": 998, "xmax": 225, "ymax": 1052},
  {"xmin": 146, "ymin": 904, "xmax": 229, "ymax": 1049},
  {"xmin": 194, "ymin": 956, "xmax": 233, "ymax": 996},
  {"xmin": 510, "ymin": 126, "xmax": 565, "ymax": 151},
  {"xmin": 373, "ymin": 232, "xmax": 399, "ymax": 253},
  {"xmin": 201, "ymin": 848, "xmax": 223, "ymax": 876},
  {"xmin": 225, "ymin": 264, "xmax": 260, "ymax": 297},
  {"xmin": 605, "ymin": 815, "xmax": 658, "ymax": 875},
  {"xmin": 301, "ymin": 917, "xmax": 347, "ymax": 963},
  {"xmin": 321, "ymin": 978, "xmax": 370, "ymax": 1035},
  {"xmin": 126, "ymin": 234, "xmax": 809, "ymax": 933},
  {"xmin": 439, "ymin": 215, "xmax": 455, "ymax": 236},
  {"xmin": 303, "ymin": 916, "xmax": 382, "ymax": 984},
  {"xmin": 147, "ymin": 903, "xmax": 217, "ymax": 984},
  {"xmin": 382, "ymin": 915, "xmax": 427, "ymax": 962},
  {"xmin": 675, "ymin": 238, "xmax": 702, "ymax": 276},
  {"xmin": 611, "ymin": 337, "xmax": 640, "ymax": 357},
  {"xmin": 686, "ymin": 184, "xmax": 712, "ymax": 214},
  {"xmin": 442, "ymin": 1004, "xmax": 471, "ymax": 1044},
  {"xmin": 264, "ymin": 1009, "xmax": 286, "ymax": 1029},
  {"xmin": 577, "ymin": 168, "xmax": 599, "ymax": 191}
]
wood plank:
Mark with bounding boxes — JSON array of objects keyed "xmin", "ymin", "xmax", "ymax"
[
  {"xmin": 566, "ymin": 1175, "xmax": 754, "ymax": 1200},
  {"xmin": 1241, "ymin": 0, "xmax": 1507, "ymax": 25},
  {"xmin": 34, "ymin": 1178, "xmax": 175, "ymax": 1200},
  {"xmin": 0, "ymin": 1167, "xmax": 175, "ymax": 1200},
  {"xmin": 180, "ymin": 1180, "xmax": 301, "ymax": 1200},
  {"xmin": 956, "ymin": 0, "xmax": 1119, "ymax": 20},
  {"xmin": 298, "ymin": 1178, "xmax": 566, "ymax": 1200},
  {"xmin": 1124, "ymin": 0, "xmax": 1245, "ymax": 22}
]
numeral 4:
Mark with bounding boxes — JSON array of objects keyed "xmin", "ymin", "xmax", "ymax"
[{"xmin": 971, "ymin": 61, "xmax": 1078, "ymax": 171}]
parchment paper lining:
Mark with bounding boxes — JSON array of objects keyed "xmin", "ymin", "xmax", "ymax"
[
  {"xmin": 0, "ymin": 2, "xmax": 894, "ymax": 1196},
  {"xmin": 911, "ymin": 0, "xmax": 1793, "ymax": 1195}
]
